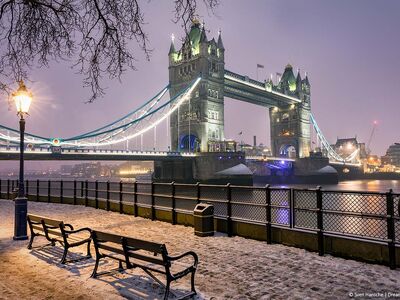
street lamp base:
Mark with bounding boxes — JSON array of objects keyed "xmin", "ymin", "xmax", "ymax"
[
  {"xmin": 13, "ymin": 235, "xmax": 28, "ymax": 240},
  {"xmin": 14, "ymin": 196, "xmax": 28, "ymax": 240}
]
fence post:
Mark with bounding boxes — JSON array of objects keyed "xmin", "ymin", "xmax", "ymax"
[
  {"xmin": 171, "ymin": 182, "xmax": 176, "ymax": 225},
  {"xmin": 196, "ymin": 182, "xmax": 200, "ymax": 204},
  {"xmin": 95, "ymin": 180, "xmax": 99, "ymax": 209},
  {"xmin": 73, "ymin": 180, "xmax": 77, "ymax": 205},
  {"xmin": 60, "ymin": 180, "xmax": 64, "ymax": 204},
  {"xmin": 386, "ymin": 189, "xmax": 396, "ymax": 269},
  {"xmin": 81, "ymin": 181, "xmax": 84, "ymax": 198},
  {"xmin": 151, "ymin": 182, "xmax": 155, "ymax": 221},
  {"xmin": 316, "ymin": 186, "xmax": 324, "ymax": 256},
  {"xmin": 289, "ymin": 189, "xmax": 294, "ymax": 228},
  {"xmin": 11, "ymin": 180, "xmax": 15, "ymax": 198},
  {"xmin": 7, "ymin": 179, "xmax": 10, "ymax": 199},
  {"xmin": 25, "ymin": 180, "xmax": 29, "ymax": 197},
  {"xmin": 47, "ymin": 180, "xmax": 51, "ymax": 203},
  {"xmin": 227, "ymin": 183, "xmax": 232, "ymax": 237},
  {"xmin": 265, "ymin": 184, "xmax": 272, "ymax": 244},
  {"xmin": 85, "ymin": 180, "xmax": 88, "ymax": 207},
  {"xmin": 133, "ymin": 181, "xmax": 138, "ymax": 217},
  {"xmin": 0, "ymin": 179, "xmax": 2, "ymax": 198},
  {"xmin": 106, "ymin": 181, "xmax": 110, "ymax": 211},
  {"xmin": 36, "ymin": 180, "xmax": 39, "ymax": 202},
  {"xmin": 292, "ymin": 189, "xmax": 297, "ymax": 228},
  {"xmin": 119, "ymin": 181, "xmax": 123, "ymax": 214}
]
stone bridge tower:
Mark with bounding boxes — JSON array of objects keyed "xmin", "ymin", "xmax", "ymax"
[
  {"xmin": 269, "ymin": 64, "xmax": 311, "ymax": 158},
  {"xmin": 168, "ymin": 21, "xmax": 225, "ymax": 152}
]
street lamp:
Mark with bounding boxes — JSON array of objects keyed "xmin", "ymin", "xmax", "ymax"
[{"xmin": 12, "ymin": 80, "xmax": 32, "ymax": 240}]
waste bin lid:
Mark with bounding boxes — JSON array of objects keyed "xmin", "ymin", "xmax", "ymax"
[{"xmin": 194, "ymin": 203, "xmax": 213, "ymax": 212}]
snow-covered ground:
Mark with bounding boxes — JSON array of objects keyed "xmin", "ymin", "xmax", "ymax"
[{"xmin": 0, "ymin": 199, "xmax": 399, "ymax": 299}]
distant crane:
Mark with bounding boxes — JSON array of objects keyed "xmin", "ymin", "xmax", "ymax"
[{"xmin": 366, "ymin": 120, "xmax": 378, "ymax": 155}]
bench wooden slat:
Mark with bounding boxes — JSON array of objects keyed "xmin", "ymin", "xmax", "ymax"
[
  {"xmin": 127, "ymin": 251, "xmax": 165, "ymax": 266},
  {"xmin": 124, "ymin": 237, "xmax": 165, "ymax": 254},
  {"xmin": 94, "ymin": 231, "xmax": 123, "ymax": 244},
  {"xmin": 31, "ymin": 224, "xmax": 44, "ymax": 231},
  {"xmin": 97, "ymin": 243, "xmax": 125, "ymax": 256},
  {"xmin": 28, "ymin": 214, "xmax": 63, "ymax": 227},
  {"xmin": 46, "ymin": 229, "xmax": 63, "ymax": 237}
]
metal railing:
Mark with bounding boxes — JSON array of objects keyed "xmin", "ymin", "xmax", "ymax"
[{"xmin": 1, "ymin": 179, "xmax": 399, "ymax": 269}]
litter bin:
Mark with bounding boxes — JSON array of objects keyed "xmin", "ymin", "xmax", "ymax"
[{"xmin": 193, "ymin": 203, "xmax": 214, "ymax": 237}]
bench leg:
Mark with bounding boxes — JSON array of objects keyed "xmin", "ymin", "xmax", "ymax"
[
  {"xmin": 86, "ymin": 240, "xmax": 92, "ymax": 258},
  {"xmin": 27, "ymin": 234, "xmax": 35, "ymax": 250},
  {"xmin": 163, "ymin": 280, "xmax": 171, "ymax": 300},
  {"xmin": 91, "ymin": 256, "xmax": 100, "ymax": 278},
  {"xmin": 61, "ymin": 247, "xmax": 69, "ymax": 264},
  {"xmin": 190, "ymin": 270, "xmax": 197, "ymax": 295}
]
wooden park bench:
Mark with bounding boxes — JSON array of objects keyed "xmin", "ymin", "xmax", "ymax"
[
  {"xmin": 91, "ymin": 230, "xmax": 199, "ymax": 300},
  {"xmin": 27, "ymin": 214, "xmax": 92, "ymax": 264}
]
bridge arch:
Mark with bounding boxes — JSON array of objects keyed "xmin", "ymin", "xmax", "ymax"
[
  {"xmin": 179, "ymin": 134, "xmax": 200, "ymax": 152},
  {"xmin": 279, "ymin": 144, "xmax": 297, "ymax": 158}
]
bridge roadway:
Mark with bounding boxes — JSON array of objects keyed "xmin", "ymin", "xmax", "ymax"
[
  {"xmin": 0, "ymin": 146, "xmax": 196, "ymax": 161},
  {"xmin": 0, "ymin": 147, "xmax": 299, "ymax": 162}
]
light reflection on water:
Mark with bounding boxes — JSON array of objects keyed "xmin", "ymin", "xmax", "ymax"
[{"xmin": 262, "ymin": 180, "xmax": 400, "ymax": 193}]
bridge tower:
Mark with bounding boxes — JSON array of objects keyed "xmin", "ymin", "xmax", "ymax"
[
  {"xmin": 269, "ymin": 65, "xmax": 311, "ymax": 158},
  {"xmin": 168, "ymin": 20, "xmax": 225, "ymax": 152}
]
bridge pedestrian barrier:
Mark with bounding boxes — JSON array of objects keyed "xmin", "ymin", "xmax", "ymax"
[{"xmin": 1, "ymin": 179, "xmax": 399, "ymax": 269}]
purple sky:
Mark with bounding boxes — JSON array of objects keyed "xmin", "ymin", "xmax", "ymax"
[{"xmin": 1, "ymin": 0, "xmax": 399, "ymax": 170}]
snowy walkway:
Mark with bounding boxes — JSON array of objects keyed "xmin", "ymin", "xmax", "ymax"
[{"xmin": 0, "ymin": 199, "xmax": 399, "ymax": 299}]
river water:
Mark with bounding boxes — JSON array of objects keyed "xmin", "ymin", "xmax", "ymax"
[{"xmin": 265, "ymin": 180, "xmax": 400, "ymax": 193}]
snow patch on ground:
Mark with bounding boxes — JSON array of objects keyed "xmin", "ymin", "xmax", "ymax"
[{"xmin": 0, "ymin": 199, "xmax": 399, "ymax": 299}]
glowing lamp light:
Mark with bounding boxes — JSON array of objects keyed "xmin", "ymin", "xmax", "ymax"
[
  {"xmin": 52, "ymin": 138, "xmax": 61, "ymax": 146},
  {"xmin": 13, "ymin": 81, "xmax": 32, "ymax": 116}
]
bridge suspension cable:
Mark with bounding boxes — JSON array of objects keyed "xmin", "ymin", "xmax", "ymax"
[
  {"xmin": 0, "ymin": 78, "xmax": 200, "ymax": 150},
  {"xmin": 59, "ymin": 77, "xmax": 200, "ymax": 147},
  {"xmin": 310, "ymin": 113, "xmax": 359, "ymax": 163},
  {"xmin": 67, "ymin": 85, "xmax": 169, "ymax": 140}
]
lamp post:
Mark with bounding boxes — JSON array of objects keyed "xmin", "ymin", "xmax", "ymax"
[{"xmin": 12, "ymin": 80, "xmax": 32, "ymax": 240}]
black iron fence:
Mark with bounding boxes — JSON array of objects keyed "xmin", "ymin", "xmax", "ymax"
[{"xmin": 1, "ymin": 179, "xmax": 399, "ymax": 269}]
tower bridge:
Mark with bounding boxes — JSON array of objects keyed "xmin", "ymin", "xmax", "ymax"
[
  {"xmin": 168, "ymin": 21, "xmax": 311, "ymax": 158},
  {"xmin": 0, "ymin": 20, "xmax": 360, "ymax": 183}
]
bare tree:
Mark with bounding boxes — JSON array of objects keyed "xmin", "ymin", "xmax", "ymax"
[{"xmin": 0, "ymin": 0, "xmax": 218, "ymax": 102}]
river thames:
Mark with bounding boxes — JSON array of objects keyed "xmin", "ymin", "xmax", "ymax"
[{"xmin": 267, "ymin": 179, "xmax": 400, "ymax": 193}]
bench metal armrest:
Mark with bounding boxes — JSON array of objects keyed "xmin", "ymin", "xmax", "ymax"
[
  {"xmin": 64, "ymin": 227, "xmax": 92, "ymax": 235},
  {"xmin": 167, "ymin": 251, "xmax": 198, "ymax": 280},
  {"xmin": 167, "ymin": 251, "xmax": 198, "ymax": 267},
  {"xmin": 64, "ymin": 223, "xmax": 74, "ymax": 230}
]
